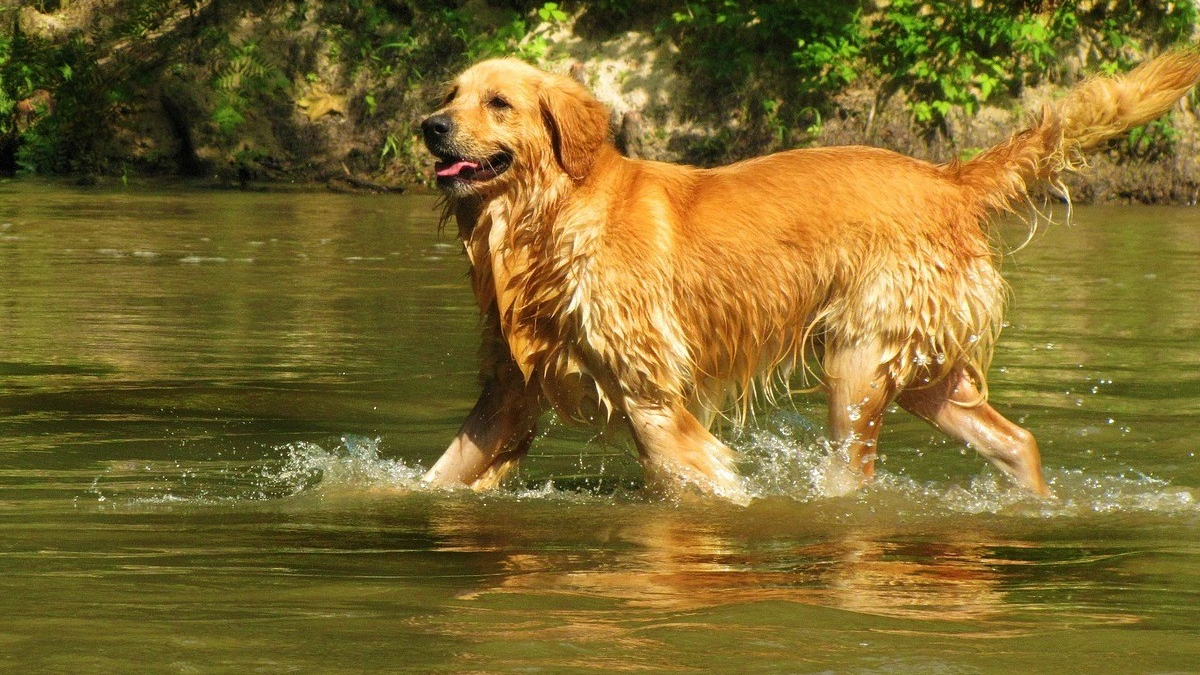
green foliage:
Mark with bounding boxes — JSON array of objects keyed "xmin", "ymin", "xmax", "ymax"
[
  {"xmin": 1123, "ymin": 117, "xmax": 1181, "ymax": 162},
  {"xmin": 3, "ymin": 33, "xmax": 104, "ymax": 174},
  {"xmin": 380, "ymin": 132, "xmax": 401, "ymax": 169},
  {"xmin": 654, "ymin": 1, "xmax": 865, "ymax": 155},
  {"xmin": 1080, "ymin": 0, "xmax": 1197, "ymax": 67},
  {"xmin": 209, "ymin": 40, "xmax": 289, "ymax": 138},
  {"xmin": 0, "ymin": 0, "xmax": 211, "ymax": 174},
  {"xmin": 0, "ymin": 36, "xmax": 13, "ymax": 139},
  {"xmin": 870, "ymin": 0, "xmax": 1195, "ymax": 124},
  {"xmin": 314, "ymin": 0, "xmax": 421, "ymax": 80},
  {"xmin": 210, "ymin": 104, "xmax": 246, "ymax": 137},
  {"xmin": 667, "ymin": 1, "xmax": 864, "ymax": 103},
  {"xmin": 456, "ymin": 2, "xmax": 570, "ymax": 62},
  {"xmin": 539, "ymin": 3, "xmax": 569, "ymax": 23},
  {"xmin": 872, "ymin": 1, "xmax": 1058, "ymax": 122},
  {"xmin": 0, "ymin": 0, "xmax": 1197, "ymax": 179},
  {"xmin": 645, "ymin": 0, "xmax": 1198, "ymax": 154}
]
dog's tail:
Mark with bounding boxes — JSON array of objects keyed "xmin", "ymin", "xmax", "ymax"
[{"xmin": 951, "ymin": 49, "xmax": 1200, "ymax": 209}]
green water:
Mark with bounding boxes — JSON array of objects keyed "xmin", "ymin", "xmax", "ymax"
[{"xmin": 1, "ymin": 181, "xmax": 1198, "ymax": 674}]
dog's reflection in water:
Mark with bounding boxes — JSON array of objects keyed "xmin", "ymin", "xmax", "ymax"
[{"xmin": 427, "ymin": 503, "xmax": 1018, "ymax": 623}]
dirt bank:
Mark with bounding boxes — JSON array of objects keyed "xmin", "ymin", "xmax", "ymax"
[{"xmin": 4, "ymin": 1, "xmax": 1199, "ymax": 203}]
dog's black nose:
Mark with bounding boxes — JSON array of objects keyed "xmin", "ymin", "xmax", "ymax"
[{"xmin": 422, "ymin": 114, "xmax": 454, "ymax": 146}]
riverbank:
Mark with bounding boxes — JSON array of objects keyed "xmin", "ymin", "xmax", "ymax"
[{"xmin": 2, "ymin": 1, "xmax": 1199, "ymax": 203}]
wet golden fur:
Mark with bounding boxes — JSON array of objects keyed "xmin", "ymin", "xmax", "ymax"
[{"xmin": 421, "ymin": 52, "xmax": 1200, "ymax": 501}]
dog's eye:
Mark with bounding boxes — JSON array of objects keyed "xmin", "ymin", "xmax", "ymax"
[
  {"xmin": 441, "ymin": 88, "xmax": 457, "ymax": 106},
  {"xmin": 487, "ymin": 96, "xmax": 512, "ymax": 111}
]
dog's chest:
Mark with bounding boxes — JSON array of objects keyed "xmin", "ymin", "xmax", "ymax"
[{"xmin": 470, "ymin": 206, "xmax": 613, "ymax": 422}]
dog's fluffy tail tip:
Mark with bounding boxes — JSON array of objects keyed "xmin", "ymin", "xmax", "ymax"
[
  {"xmin": 958, "ymin": 48, "xmax": 1200, "ymax": 209},
  {"xmin": 1056, "ymin": 47, "xmax": 1200, "ymax": 154}
]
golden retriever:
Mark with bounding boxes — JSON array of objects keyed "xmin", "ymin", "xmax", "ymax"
[{"xmin": 419, "ymin": 52, "xmax": 1200, "ymax": 501}]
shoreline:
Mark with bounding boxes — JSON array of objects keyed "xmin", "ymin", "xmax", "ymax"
[{"xmin": 4, "ymin": 2, "xmax": 1199, "ymax": 204}]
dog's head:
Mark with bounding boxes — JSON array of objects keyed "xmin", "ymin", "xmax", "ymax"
[{"xmin": 422, "ymin": 59, "xmax": 610, "ymax": 197}]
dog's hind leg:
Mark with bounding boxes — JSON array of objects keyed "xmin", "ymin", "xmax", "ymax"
[
  {"xmin": 423, "ymin": 368, "xmax": 542, "ymax": 490},
  {"xmin": 823, "ymin": 341, "xmax": 900, "ymax": 490},
  {"xmin": 897, "ymin": 367, "xmax": 1051, "ymax": 496},
  {"xmin": 625, "ymin": 402, "xmax": 749, "ymax": 503}
]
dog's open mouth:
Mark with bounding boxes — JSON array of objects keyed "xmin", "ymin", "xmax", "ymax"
[{"xmin": 434, "ymin": 152, "xmax": 512, "ymax": 186}]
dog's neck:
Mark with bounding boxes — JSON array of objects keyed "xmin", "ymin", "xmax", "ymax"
[
  {"xmin": 449, "ymin": 195, "xmax": 484, "ymax": 240},
  {"xmin": 450, "ymin": 146, "xmax": 627, "ymax": 264}
]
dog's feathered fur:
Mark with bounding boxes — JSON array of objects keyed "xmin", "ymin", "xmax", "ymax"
[{"xmin": 421, "ymin": 51, "xmax": 1200, "ymax": 501}]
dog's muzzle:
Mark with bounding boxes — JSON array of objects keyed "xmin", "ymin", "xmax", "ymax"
[
  {"xmin": 421, "ymin": 114, "xmax": 455, "ymax": 156},
  {"xmin": 421, "ymin": 113, "xmax": 513, "ymax": 189}
]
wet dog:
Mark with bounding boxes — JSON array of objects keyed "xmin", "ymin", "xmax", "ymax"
[{"xmin": 420, "ymin": 52, "xmax": 1200, "ymax": 501}]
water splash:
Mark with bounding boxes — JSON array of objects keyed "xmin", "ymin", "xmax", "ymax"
[
  {"xmin": 86, "ymin": 435, "xmax": 427, "ymax": 507},
  {"xmin": 732, "ymin": 411, "xmax": 1200, "ymax": 518},
  {"xmin": 261, "ymin": 436, "xmax": 638, "ymax": 505},
  {"xmin": 260, "ymin": 435, "xmax": 426, "ymax": 498},
  {"xmin": 734, "ymin": 413, "xmax": 861, "ymax": 499},
  {"xmin": 1039, "ymin": 469, "xmax": 1197, "ymax": 516},
  {"xmin": 84, "ymin": 422, "xmax": 1198, "ymax": 518}
]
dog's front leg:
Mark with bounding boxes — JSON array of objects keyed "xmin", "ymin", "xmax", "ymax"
[
  {"xmin": 423, "ymin": 368, "xmax": 542, "ymax": 490},
  {"xmin": 625, "ymin": 402, "xmax": 749, "ymax": 504}
]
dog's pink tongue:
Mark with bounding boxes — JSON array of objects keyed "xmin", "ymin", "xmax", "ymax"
[{"xmin": 436, "ymin": 160, "xmax": 480, "ymax": 177}]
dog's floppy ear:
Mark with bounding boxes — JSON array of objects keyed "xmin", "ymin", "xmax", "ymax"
[{"xmin": 539, "ymin": 75, "xmax": 610, "ymax": 181}]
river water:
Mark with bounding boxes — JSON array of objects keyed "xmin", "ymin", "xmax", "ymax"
[{"xmin": 1, "ymin": 181, "xmax": 1198, "ymax": 674}]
